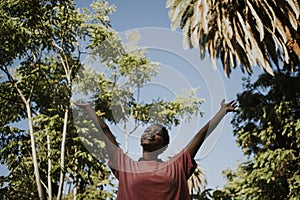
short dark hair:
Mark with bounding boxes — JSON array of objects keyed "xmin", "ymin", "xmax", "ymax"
[{"xmin": 160, "ymin": 126, "xmax": 169, "ymax": 146}]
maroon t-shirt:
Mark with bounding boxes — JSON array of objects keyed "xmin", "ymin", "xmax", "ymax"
[{"xmin": 109, "ymin": 148, "xmax": 197, "ymax": 200}]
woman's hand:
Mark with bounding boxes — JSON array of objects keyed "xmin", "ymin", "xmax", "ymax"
[
  {"xmin": 74, "ymin": 100, "xmax": 92, "ymax": 108},
  {"xmin": 187, "ymin": 99, "xmax": 238, "ymax": 158},
  {"xmin": 221, "ymin": 99, "xmax": 238, "ymax": 113},
  {"xmin": 73, "ymin": 101, "xmax": 95, "ymax": 113}
]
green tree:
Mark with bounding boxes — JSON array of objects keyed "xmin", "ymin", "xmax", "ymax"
[
  {"xmin": 0, "ymin": 0, "xmax": 206, "ymax": 199},
  {"xmin": 166, "ymin": 0, "xmax": 300, "ymax": 76},
  {"xmin": 0, "ymin": 0, "xmax": 115, "ymax": 199},
  {"xmin": 203, "ymin": 66, "xmax": 300, "ymax": 199}
]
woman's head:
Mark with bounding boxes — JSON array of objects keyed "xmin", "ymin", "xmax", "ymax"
[{"xmin": 140, "ymin": 124, "xmax": 170, "ymax": 152}]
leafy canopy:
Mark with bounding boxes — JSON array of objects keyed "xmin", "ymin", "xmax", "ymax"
[{"xmin": 207, "ymin": 67, "xmax": 300, "ymax": 199}]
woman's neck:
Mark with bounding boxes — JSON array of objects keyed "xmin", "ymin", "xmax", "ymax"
[{"xmin": 141, "ymin": 151, "xmax": 160, "ymax": 161}]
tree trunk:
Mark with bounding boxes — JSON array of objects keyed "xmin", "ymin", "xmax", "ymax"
[
  {"xmin": 8, "ymin": 70, "xmax": 44, "ymax": 199},
  {"xmin": 26, "ymin": 102, "xmax": 44, "ymax": 200},
  {"xmin": 57, "ymin": 108, "xmax": 69, "ymax": 200},
  {"xmin": 73, "ymin": 147, "xmax": 78, "ymax": 200},
  {"xmin": 125, "ymin": 133, "xmax": 129, "ymax": 154},
  {"xmin": 47, "ymin": 133, "xmax": 52, "ymax": 200},
  {"xmin": 123, "ymin": 122, "xmax": 129, "ymax": 154}
]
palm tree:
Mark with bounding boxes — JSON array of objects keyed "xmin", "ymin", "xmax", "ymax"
[
  {"xmin": 166, "ymin": 0, "xmax": 300, "ymax": 76},
  {"xmin": 188, "ymin": 165, "xmax": 206, "ymax": 196}
]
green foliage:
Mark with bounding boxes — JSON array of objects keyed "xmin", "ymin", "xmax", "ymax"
[
  {"xmin": 0, "ymin": 0, "xmax": 116, "ymax": 199},
  {"xmin": 75, "ymin": 61, "xmax": 204, "ymax": 128},
  {"xmin": 74, "ymin": 26, "xmax": 204, "ymax": 128},
  {"xmin": 200, "ymin": 68, "xmax": 300, "ymax": 199}
]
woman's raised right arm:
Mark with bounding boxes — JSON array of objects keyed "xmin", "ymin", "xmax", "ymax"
[{"xmin": 75, "ymin": 102, "xmax": 119, "ymax": 160}]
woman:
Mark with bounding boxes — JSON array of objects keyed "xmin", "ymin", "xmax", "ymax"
[{"xmin": 76, "ymin": 99, "xmax": 237, "ymax": 199}]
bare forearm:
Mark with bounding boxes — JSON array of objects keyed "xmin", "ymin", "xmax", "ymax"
[
  {"xmin": 95, "ymin": 117, "xmax": 119, "ymax": 146},
  {"xmin": 84, "ymin": 107, "xmax": 119, "ymax": 158},
  {"xmin": 187, "ymin": 108, "xmax": 226, "ymax": 158},
  {"xmin": 186, "ymin": 99, "xmax": 237, "ymax": 158}
]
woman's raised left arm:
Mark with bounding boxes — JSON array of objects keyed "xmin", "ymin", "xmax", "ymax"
[{"xmin": 186, "ymin": 99, "xmax": 238, "ymax": 158}]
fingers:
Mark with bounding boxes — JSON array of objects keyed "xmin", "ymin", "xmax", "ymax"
[
  {"xmin": 228, "ymin": 100, "xmax": 238, "ymax": 112},
  {"xmin": 221, "ymin": 99, "xmax": 225, "ymax": 106},
  {"xmin": 228, "ymin": 100, "xmax": 235, "ymax": 105},
  {"xmin": 73, "ymin": 100, "xmax": 91, "ymax": 108},
  {"xmin": 221, "ymin": 99, "xmax": 236, "ymax": 106},
  {"xmin": 73, "ymin": 101, "xmax": 84, "ymax": 106},
  {"xmin": 221, "ymin": 99, "xmax": 238, "ymax": 113},
  {"xmin": 230, "ymin": 100, "xmax": 238, "ymax": 108}
]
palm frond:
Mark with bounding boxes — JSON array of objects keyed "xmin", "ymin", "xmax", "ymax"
[
  {"xmin": 187, "ymin": 165, "xmax": 206, "ymax": 195},
  {"xmin": 247, "ymin": 1, "xmax": 264, "ymax": 41},
  {"xmin": 167, "ymin": 0, "xmax": 300, "ymax": 76},
  {"xmin": 166, "ymin": 0, "xmax": 193, "ymax": 30}
]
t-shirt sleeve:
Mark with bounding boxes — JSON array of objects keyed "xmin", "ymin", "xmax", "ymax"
[
  {"xmin": 108, "ymin": 147, "xmax": 134, "ymax": 179},
  {"xmin": 172, "ymin": 148, "xmax": 197, "ymax": 179},
  {"xmin": 107, "ymin": 147, "xmax": 124, "ymax": 179}
]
